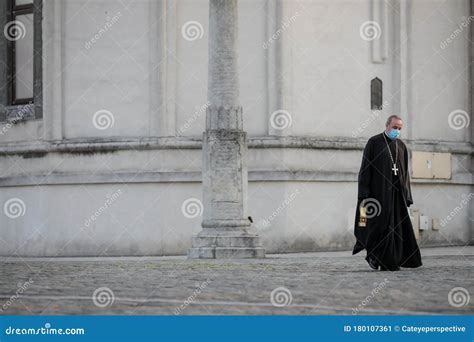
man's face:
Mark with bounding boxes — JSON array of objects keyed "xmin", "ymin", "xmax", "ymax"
[{"xmin": 386, "ymin": 118, "xmax": 403, "ymax": 132}]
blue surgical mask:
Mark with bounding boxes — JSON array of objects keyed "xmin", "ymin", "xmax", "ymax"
[{"xmin": 387, "ymin": 128, "xmax": 400, "ymax": 140}]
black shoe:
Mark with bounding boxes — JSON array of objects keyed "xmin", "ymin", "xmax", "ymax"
[{"xmin": 367, "ymin": 256, "xmax": 379, "ymax": 270}]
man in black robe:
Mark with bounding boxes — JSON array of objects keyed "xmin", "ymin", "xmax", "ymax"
[{"xmin": 352, "ymin": 115, "xmax": 422, "ymax": 271}]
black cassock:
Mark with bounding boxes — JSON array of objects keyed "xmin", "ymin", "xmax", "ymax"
[{"xmin": 352, "ymin": 132, "xmax": 422, "ymax": 270}]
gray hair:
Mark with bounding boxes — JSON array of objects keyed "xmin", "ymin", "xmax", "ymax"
[{"xmin": 386, "ymin": 115, "xmax": 403, "ymax": 126}]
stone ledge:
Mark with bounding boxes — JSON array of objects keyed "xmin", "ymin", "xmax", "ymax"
[
  {"xmin": 0, "ymin": 170, "xmax": 471, "ymax": 187},
  {"xmin": 0, "ymin": 135, "xmax": 471, "ymax": 156}
]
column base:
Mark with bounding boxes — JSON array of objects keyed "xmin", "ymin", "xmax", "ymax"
[
  {"xmin": 187, "ymin": 232, "xmax": 265, "ymax": 259},
  {"xmin": 188, "ymin": 246, "xmax": 265, "ymax": 259}
]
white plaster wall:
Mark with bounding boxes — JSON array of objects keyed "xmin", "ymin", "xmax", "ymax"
[
  {"xmin": 0, "ymin": 121, "xmax": 44, "ymax": 143},
  {"xmin": 284, "ymin": 0, "xmax": 470, "ymax": 142},
  {"xmin": 0, "ymin": 180, "xmax": 470, "ymax": 256},
  {"xmin": 175, "ymin": 0, "xmax": 209, "ymax": 137},
  {"xmin": 37, "ymin": 0, "xmax": 269, "ymax": 139},
  {"xmin": 0, "ymin": 183, "xmax": 202, "ymax": 256},
  {"xmin": 283, "ymin": 0, "xmax": 397, "ymax": 138},
  {"xmin": 238, "ymin": 0, "xmax": 269, "ymax": 135},
  {"xmin": 62, "ymin": 0, "xmax": 151, "ymax": 138},
  {"xmin": 410, "ymin": 0, "xmax": 470, "ymax": 142}
]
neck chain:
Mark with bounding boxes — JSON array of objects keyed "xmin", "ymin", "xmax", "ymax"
[{"xmin": 383, "ymin": 132, "xmax": 399, "ymax": 176}]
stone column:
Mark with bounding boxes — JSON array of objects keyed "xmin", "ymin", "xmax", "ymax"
[{"xmin": 188, "ymin": 0, "xmax": 265, "ymax": 259}]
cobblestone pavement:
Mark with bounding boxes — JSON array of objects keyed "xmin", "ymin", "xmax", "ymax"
[{"xmin": 0, "ymin": 246, "xmax": 472, "ymax": 315}]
